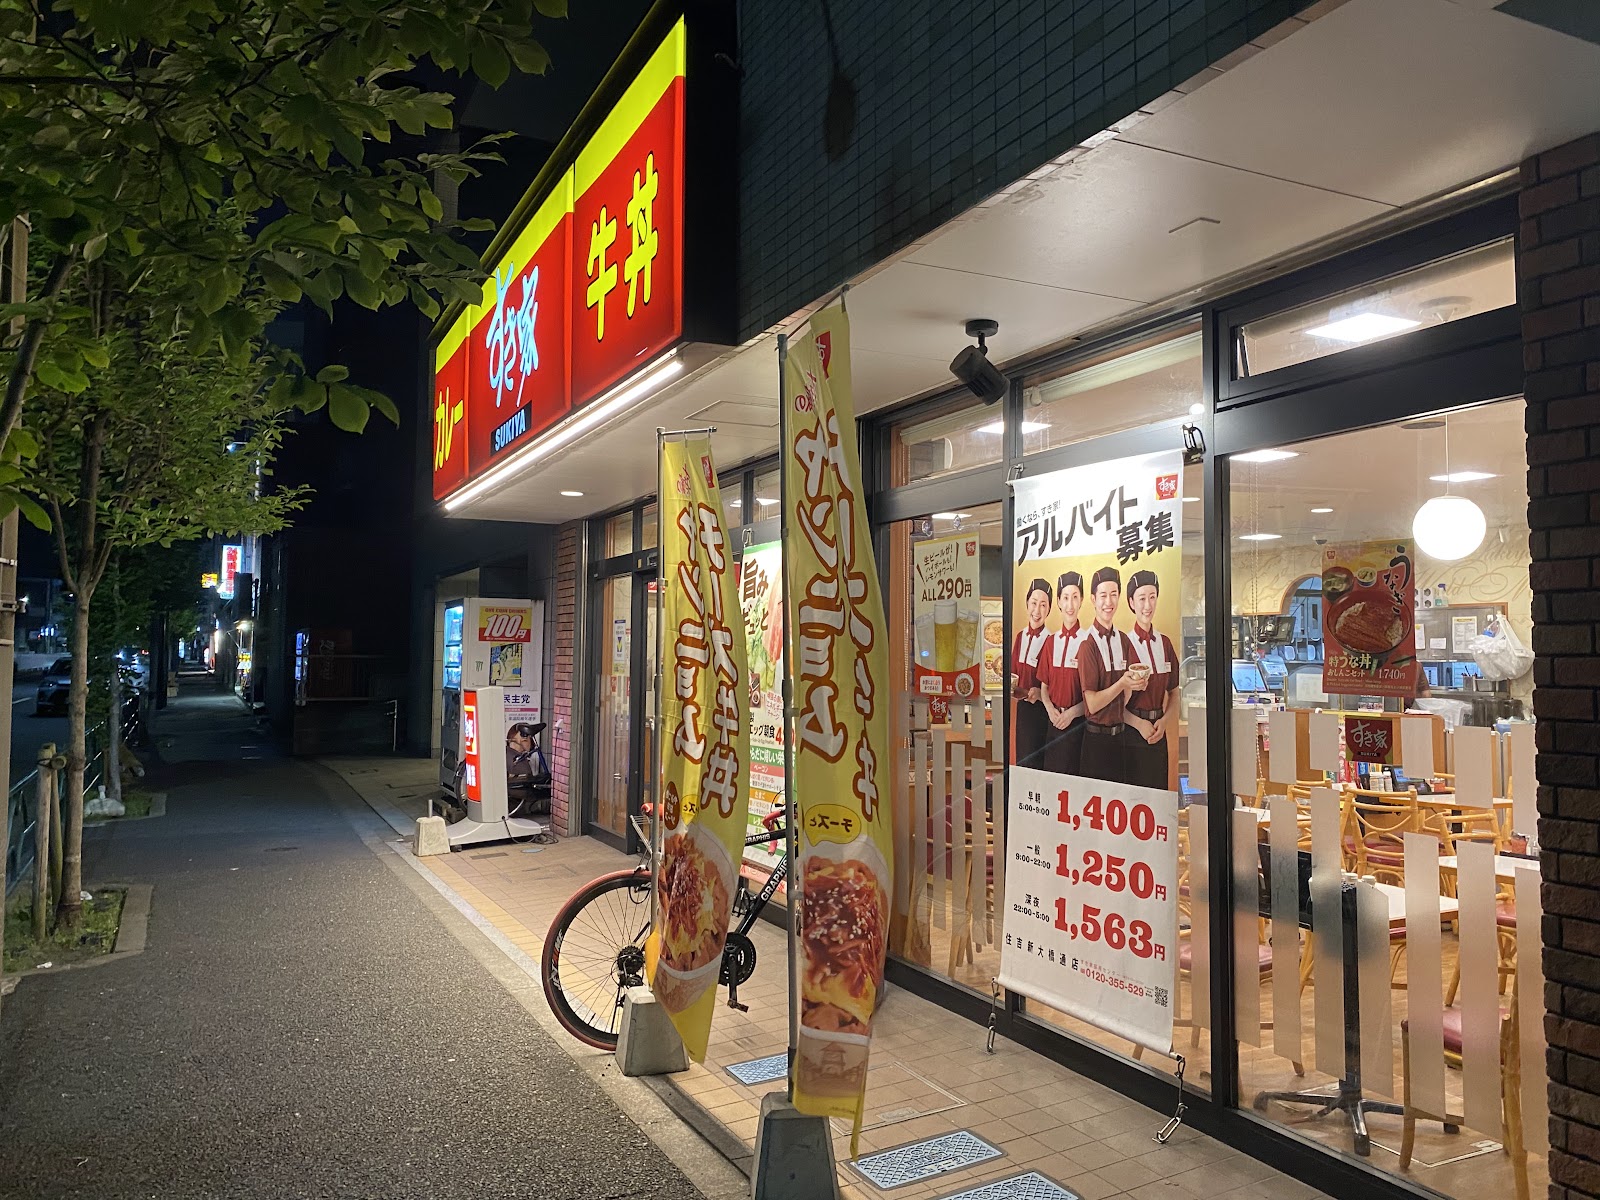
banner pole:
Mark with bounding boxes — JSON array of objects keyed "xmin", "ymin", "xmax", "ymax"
[
  {"xmin": 775, "ymin": 333, "xmax": 800, "ymax": 1100},
  {"xmin": 652, "ymin": 431, "xmax": 669, "ymax": 929}
]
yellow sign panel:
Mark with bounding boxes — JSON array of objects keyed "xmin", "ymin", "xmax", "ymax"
[
  {"xmin": 651, "ymin": 433, "xmax": 750, "ymax": 1063},
  {"xmin": 781, "ymin": 305, "xmax": 893, "ymax": 1151}
]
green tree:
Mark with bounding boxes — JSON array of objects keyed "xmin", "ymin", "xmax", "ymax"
[
  {"xmin": 32, "ymin": 252, "xmax": 305, "ymax": 927},
  {"xmin": 0, "ymin": 0, "xmax": 562, "ymax": 443}
]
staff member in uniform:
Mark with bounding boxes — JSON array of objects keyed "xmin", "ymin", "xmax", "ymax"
[
  {"xmin": 1122, "ymin": 569, "xmax": 1179, "ymax": 790},
  {"xmin": 1076, "ymin": 566, "xmax": 1145, "ymax": 783},
  {"xmin": 1011, "ymin": 577, "xmax": 1053, "ymax": 768},
  {"xmin": 1039, "ymin": 571, "xmax": 1087, "ymax": 776}
]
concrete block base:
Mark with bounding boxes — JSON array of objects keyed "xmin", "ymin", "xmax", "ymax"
[
  {"xmin": 751, "ymin": 1092, "xmax": 841, "ymax": 1200},
  {"xmin": 617, "ymin": 986, "xmax": 689, "ymax": 1076},
  {"xmin": 413, "ymin": 815, "xmax": 449, "ymax": 857}
]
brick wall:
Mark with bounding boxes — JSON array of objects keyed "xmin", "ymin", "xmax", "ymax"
[
  {"xmin": 1518, "ymin": 130, "xmax": 1600, "ymax": 1200},
  {"xmin": 550, "ymin": 523, "xmax": 580, "ymax": 837},
  {"xmin": 737, "ymin": 0, "xmax": 1315, "ymax": 339}
]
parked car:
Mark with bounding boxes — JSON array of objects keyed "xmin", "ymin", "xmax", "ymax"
[{"xmin": 34, "ymin": 656, "xmax": 71, "ymax": 715}]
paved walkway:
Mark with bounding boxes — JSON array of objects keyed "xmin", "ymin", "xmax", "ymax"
[{"xmin": 0, "ymin": 684, "xmax": 736, "ymax": 1199}]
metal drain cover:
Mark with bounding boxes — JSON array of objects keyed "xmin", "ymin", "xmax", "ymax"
[
  {"xmin": 936, "ymin": 1172, "xmax": 1080, "ymax": 1200},
  {"xmin": 851, "ymin": 1130, "xmax": 1001, "ymax": 1190},
  {"xmin": 726, "ymin": 1053, "xmax": 788, "ymax": 1086}
]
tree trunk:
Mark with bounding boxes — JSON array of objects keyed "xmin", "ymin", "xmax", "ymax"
[
  {"xmin": 31, "ymin": 750, "xmax": 51, "ymax": 942},
  {"xmin": 107, "ymin": 662, "xmax": 122, "ymax": 803},
  {"xmin": 56, "ymin": 591, "xmax": 91, "ymax": 929}
]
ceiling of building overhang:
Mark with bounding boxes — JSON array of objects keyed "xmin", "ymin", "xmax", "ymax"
[{"xmin": 454, "ymin": 0, "xmax": 1600, "ymax": 527}]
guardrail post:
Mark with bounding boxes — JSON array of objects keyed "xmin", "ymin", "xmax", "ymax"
[{"xmin": 32, "ymin": 743, "xmax": 54, "ymax": 940}]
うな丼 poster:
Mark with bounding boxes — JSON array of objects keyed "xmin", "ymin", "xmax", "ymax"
[
  {"xmin": 998, "ymin": 450, "xmax": 1184, "ymax": 1056},
  {"xmin": 1321, "ymin": 540, "xmax": 1419, "ymax": 699},
  {"xmin": 650, "ymin": 435, "xmax": 751, "ymax": 1063},
  {"xmin": 781, "ymin": 304, "xmax": 892, "ymax": 1152}
]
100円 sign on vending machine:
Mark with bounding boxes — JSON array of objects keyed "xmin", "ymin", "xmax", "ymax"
[{"xmin": 1000, "ymin": 451, "xmax": 1184, "ymax": 1055}]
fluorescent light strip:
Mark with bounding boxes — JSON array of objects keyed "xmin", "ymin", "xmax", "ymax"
[
  {"xmin": 1304, "ymin": 312, "xmax": 1419, "ymax": 343},
  {"xmin": 443, "ymin": 353, "xmax": 686, "ymax": 512},
  {"xmin": 1429, "ymin": 471, "xmax": 1497, "ymax": 483},
  {"xmin": 1233, "ymin": 448, "xmax": 1298, "ymax": 463}
]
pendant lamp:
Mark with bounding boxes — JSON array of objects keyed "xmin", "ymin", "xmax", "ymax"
[{"xmin": 1411, "ymin": 414, "xmax": 1485, "ymax": 561}]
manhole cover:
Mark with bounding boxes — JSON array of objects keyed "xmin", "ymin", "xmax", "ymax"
[
  {"xmin": 726, "ymin": 1053, "xmax": 788, "ymax": 1086},
  {"xmin": 851, "ymin": 1131, "xmax": 1001, "ymax": 1190},
  {"xmin": 938, "ymin": 1172, "xmax": 1080, "ymax": 1200}
]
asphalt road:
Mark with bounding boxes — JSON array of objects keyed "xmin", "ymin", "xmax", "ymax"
[
  {"xmin": 10, "ymin": 679, "xmax": 68, "ymax": 783},
  {"xmin": 0, "ymin": 690, "xmax": 710, "ymax": 1200}
]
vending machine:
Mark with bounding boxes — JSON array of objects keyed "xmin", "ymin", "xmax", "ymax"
[{"xmin": 438, "ymin": 597, "xmax": 545, "ymax": 800}]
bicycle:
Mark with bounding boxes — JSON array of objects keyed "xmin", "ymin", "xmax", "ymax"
[{"xmin": 541, "ymin": 807, "xmax": 789, "ymax": 1049}]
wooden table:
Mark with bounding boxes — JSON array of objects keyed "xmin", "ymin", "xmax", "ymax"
[{"xmin": 1436, "ymin": 853, "xmax": 1540, "ymax": 884}]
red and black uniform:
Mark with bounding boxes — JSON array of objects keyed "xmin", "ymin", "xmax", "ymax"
[
  {"xmin": 1039, "ymin": 622, "xmax": 1087, "ymax": 776},
  {"xmin": 1076, "ymin": 620, "xmax": 1136, "ymax": 784},
  {"xmin": 1123, "ymin": 623, "xmax": 1179, "ymax": 790},
  {"xmin": 1011, "ymin": 623, "xmax": 1050, "ymax": 769}
]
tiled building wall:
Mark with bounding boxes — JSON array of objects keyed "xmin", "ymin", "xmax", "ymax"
[
  {"xmin": 736, "ymin": 0, "xmax": 1315, "ymax": 339},
  {"xmin": 1518, "ymin": 129, "xmax": 1600, "ymax": 1200},
  {"xmin": 550, "ymin": 522, "xmax": 580, "ymax": 837}
]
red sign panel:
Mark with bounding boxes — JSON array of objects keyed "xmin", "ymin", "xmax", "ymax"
[
  {"xmin": 1345, "ymin": 716, "xmax": 1395, "ymax": 765},
  {"xmin": 570, "ymin": 79, "xmax": 685, "ymax": 405},
  {"xmin": 430, "ymin": 22, "xmax": 688, "ymax": 503},
  {"xmin": 478, "ymin": 604, "xmax": 533, "ymax": 644},
  {"xmin": 462, "ymin": 691, "xmax": 481, "ymax": 802},
  {"xmin": 219, "ymin": 545, "xmax": 242, "ymax": 599}
]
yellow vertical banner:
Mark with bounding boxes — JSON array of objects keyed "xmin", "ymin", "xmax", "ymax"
[
  {"xmin": 652, "ymin": 435, "xmax": 751, "ymax": 1063},
  {"xmin": 781, "ymin": 304, "xmax": 894, "ymax": 1146}
]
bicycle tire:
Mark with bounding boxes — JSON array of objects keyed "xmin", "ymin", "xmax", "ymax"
[{"xmin": 542, "ymin": 868, "xmax": 654, "ymax": 1049}]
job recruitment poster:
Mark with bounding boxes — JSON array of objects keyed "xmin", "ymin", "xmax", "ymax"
[
  {"xmin": 1322, "ymin": 540, "xmax": 1419, "ymax": 699},
  {"xmin": 781, "ymin": 304, "xmax": 893, "ymax": 1152},
  {"xmin": 999, "ymin": 451, "xmax": 1183, "ymax": 1055},
  {"xmin": 739, "ymin": 540, "xmax": 786, "ymax": 874},
  {"xmin": 650, "ymin": 435, "xmax": 751, "ymax": 1063}
]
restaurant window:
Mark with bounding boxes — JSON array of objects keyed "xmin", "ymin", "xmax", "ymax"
[
  {"xmin": 603, "ymin": 510, "xmax": 634, "ymax": 558},
  {"xmin": 639, "ymin": 501, "xmax": 659, "ymax": 551},
  {"xmin": 752, "ymin": 467, "xmax": 781, "ymax": 520},
  {"xmin": 1235, "ymin": 238, "xmax": 1515, "ymax": 378},
  {"xmin": 1019, "ymin": 328, "xmax": 1201, "ymax": 457},
  {"xmin": 1227, "ymin": 395, "xmax": 1543, "ymax": 1200},
  {"xmin": 887, "ymin": 400, "xmax": 1005, "ymax": 487}
]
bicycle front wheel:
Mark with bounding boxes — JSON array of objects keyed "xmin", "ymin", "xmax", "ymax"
[{"xmin": 541, "ymin": 868, "xmax": 653, "ymax": 1049}]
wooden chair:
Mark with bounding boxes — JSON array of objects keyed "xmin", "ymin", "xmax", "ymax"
[
  {"xmin": 1399, "ymin": 986, "xmax": 1529, "ymax": 1200},
  {"xmin": 1342, "ymin": 786, "xmax": 1420, "ymax": 885}
]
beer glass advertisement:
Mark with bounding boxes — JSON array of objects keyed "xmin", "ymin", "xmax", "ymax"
[
  {"xmin": 999, "ymin": 449, "xmax": 1183, "ymax": 1054},
  {"xmin": 912, "ymin": 534, "xmax": 982, "ymax": 702},
  {"xmin": 1322, "ymin": 541, "xmax": 1419, "ymax": 698}
]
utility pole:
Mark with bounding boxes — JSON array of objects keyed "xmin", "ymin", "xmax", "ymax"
[{"xmin": 0, "ymin": 217, "xmax": 26, "ymax": 1013}]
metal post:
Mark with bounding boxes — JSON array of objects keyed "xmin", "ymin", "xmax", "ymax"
[
  {"xmin": 0, "ymin": 217, "xmax": 25, "ymax": 1009},
  {"xmin": 775, "ymin": 333, "xmax": 800, "ymax": 1096}
]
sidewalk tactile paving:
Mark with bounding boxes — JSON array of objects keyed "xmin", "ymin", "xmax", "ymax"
[
  {"xmin": 726, "ymin": 1053, "xmax": 788, "ymax": 1085},
  {"xmin": 851, "ymin": 1130, "xmax": 1002, "ymax": 1190},
  {"xmin": 936, "ymin": 1171, "xmax": 1079, "ymax": 1200}
]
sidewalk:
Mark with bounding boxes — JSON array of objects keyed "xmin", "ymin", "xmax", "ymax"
[{"xmin": 328, "ymin": 758, "xmax": 1320, "ymax": 1200}]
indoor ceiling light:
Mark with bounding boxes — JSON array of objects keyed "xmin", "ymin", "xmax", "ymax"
[
  {"xmin": 756, "ymin": 497, "xmax": 778, "ymax": 507},
  {"xmin": 1182, "ymin": 496, "xmax": 1199, "ymax": 503},
  {"xmin": 1428, "ymin": 471, "xmax": 1497, "ymax": 483},
  {"xmin": 977, "ymin": 420, "xmax": 1049, "ymax": 434},
  {"xmin": 1239, "ymin": 533, "xmax": 1282, "ymax": 541},
  {"xmin": 1413, "ymin": 495, "xmax": 1486, "ymax": 561},
  {"xmin": 1188, "ymin": 403, "xmax": 1204, "ymax": 416},
  {"xmin": 1233, "ymin": 449, "xmax": 1298, "ymax": 463},
  {"xmin": 933, "ymin": 512, "xmax": 972, "ymax": 521},
  {"xmin": 560, "ymin": 490, "xmax": 584, "ymax": 497},
  {"xmin": 728, "ymin": 498, "xmax": 741, "ymax": 507},
  {"xmin": 1310, "ymin": 506, "xmax": 1333, "ymax": 514},
  {"xmin": 1305, "ymin": 312, "xmax": 1420, "ymax": 342}
]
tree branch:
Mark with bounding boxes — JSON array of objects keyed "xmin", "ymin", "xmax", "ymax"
[{"xmin": 0, "ymin": 251, "xmax": 74, "ymax": 451}]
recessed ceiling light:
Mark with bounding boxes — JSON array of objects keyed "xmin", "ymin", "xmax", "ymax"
[
  {"xmin": 728, "ymin": 499, "xmax": 741, "ymax": 507},
  {"xmin": 932, "ymin": 512, "xmax": 972, "ymax": 521},
  {"xmin": 977, "ymin": 420, "xmax": 1049, "ymax": 434},
  {"xmin": 1188, "ymin": 403, "xmax": 1204, "ymax": 416},
  {"xmin": 1310, "ymin": 506, "xmax": 1334, "ymax": 514},
  {"xmin": 1233, "ymin": 449, "xmax": 1298, "ymax": 463},
  {"xmin": 1305, "ymin": 312, "xmax": 1420, "ymax": 342},
  {"xmin": 756, "ymin": 497, "xmax": 778, "ymax": 506},
  {"xmin": 560, "ymin": 490, "xmax": 584, "ymax": 497},
  {"xmin": 1182, "ymin": 496, "xmax": 1199, "ymax": 503},
  {"xmin": 1239, "ymin": 533, "xmax": 1282, "ymax": 541},
  {"xmin": 1429, "ymin": 471, "xmax": 1497, "ymax": 483}
]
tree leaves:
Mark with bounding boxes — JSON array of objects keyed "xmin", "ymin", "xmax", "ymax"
[{"xmin": 327, "ymin": 384, "xmax": 369, "ymax": 433}]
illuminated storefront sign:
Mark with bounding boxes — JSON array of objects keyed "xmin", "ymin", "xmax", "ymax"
[
  {"xmin": 432, "ymin": 20, "xmax": 691, "ymax": 501},
  {"xmin": 219, "ymin": 545, "xmax": 242, "ymax": 599}
]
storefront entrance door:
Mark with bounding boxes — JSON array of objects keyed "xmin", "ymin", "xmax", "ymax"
[{"xmin": 586, "ymin": 562, "xmax": 657, "ymax": 851}]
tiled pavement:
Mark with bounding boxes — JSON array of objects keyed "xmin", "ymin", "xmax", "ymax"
[{"xmin": 325, "ymin": 758, "xmax": 1321, "ymax": 1200}]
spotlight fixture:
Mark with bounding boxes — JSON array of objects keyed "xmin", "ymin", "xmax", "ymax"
[{"xmin": 949, "ymin": 318, "xmax": 1007, "ymax": 406}]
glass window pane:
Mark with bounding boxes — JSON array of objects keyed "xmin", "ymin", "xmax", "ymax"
[
  {"xmin": 640, "ymin": 501, "xmax": 658, "ymax": 551},
  {"xmin": 1020, "ymin": 329, "xmax": 1202, "ymax": 456},
  {"xmin": 752, "ymin": 468, "xmax": 781, "ymax": 519},
  {"xmin": 591, "ymin": 574, "xmax": 633, "ymax": 838},
  {"xmin": 604, "ymin": 511, "xmax": 633, "ymax": 557},
  {"xmin": 1237, "ymin": 239, "xmax": 1515, "ymax": 377},
  {"xmin": 887, "ymin": 400, "xmax": 1004, "ymax": 486},
  {"xmin": 1229, "ymin": 396, "xmax": 1541, "ymax": 1200}
]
